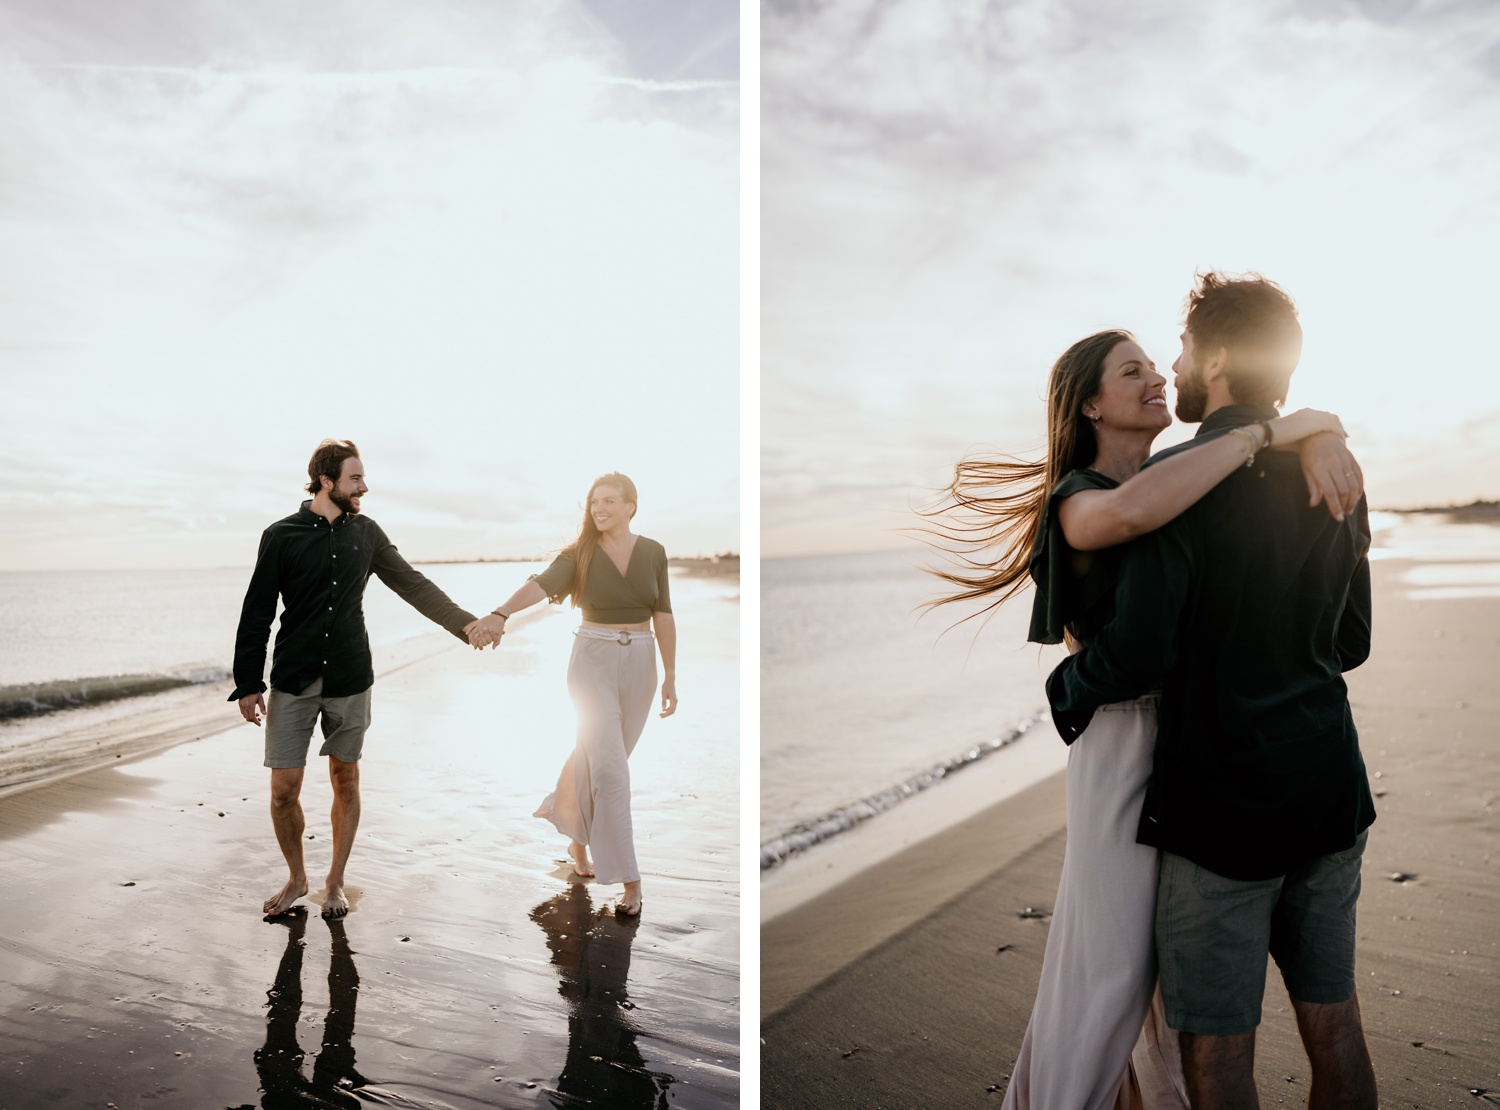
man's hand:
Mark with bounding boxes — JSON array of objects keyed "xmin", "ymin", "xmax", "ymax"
[
  {"xmin": 239, "ymin": 692, "xmax": 266, "ymax": 726},
  {"xmin": 1298, "ymin": 432, "xmax": 1364, "ymax": 521}
]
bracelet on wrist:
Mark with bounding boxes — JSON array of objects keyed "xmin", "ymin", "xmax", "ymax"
[
  {"xmin": 1257, "ymin": 420, "xmax": 1275, "ymax": 448},
  {"xmin": 490, "ymin": 608, "xmax": 510, "ymax": 620},
  {"xmin": 1230, "ymin": 426, "xmax": 1260, "ymax": 468}
]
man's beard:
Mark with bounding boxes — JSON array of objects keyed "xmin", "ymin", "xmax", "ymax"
[
  {"xmin": 1175, "ymin": 370, "xmax": 1208, "ymax": 423},
  {"xmin": 330, "ymin": 488, "xmax": 361, "ymax": 515}
]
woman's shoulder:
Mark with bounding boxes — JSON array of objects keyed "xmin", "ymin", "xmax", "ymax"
[
  {"xmin": 635, "ymin": 535, "xmax": 667, "ymax": 558},
  {"xmin": 1049, "ymin": 467, "xmax": 1118, "ymax": 499}
]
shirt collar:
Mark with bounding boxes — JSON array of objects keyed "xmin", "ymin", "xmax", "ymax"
[
  {"xmin": 298, "ymin": 499, "xmax": 350, "ymax": 527},
  {"xmin": 1195, "ymin": 403, "xmax": 1280, "ymax": 437}
]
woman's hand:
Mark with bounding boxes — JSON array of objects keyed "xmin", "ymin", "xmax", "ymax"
[
  {"xmin": 659, "ymin": 677, "xmax": 677, "ymax": 718},
  {"xmin": 1297, "ymin": 433, "xmax": 1364, "ymax": 521},
  {"xmin": 1268, "ymin": 408, "xmax": 1346, "ymax": 446},
  {"xmin": 463, "ymin": 614, "xmax": 506, "ymax": 649}
]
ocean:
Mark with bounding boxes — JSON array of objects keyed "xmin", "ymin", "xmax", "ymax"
[
  {"xmin": 0, "ymin": 559, "xmax": 735, "ymax": 790},
  {"xmin": 760, "ymin": 512, "xmax": 1500, "ymax": 872},
  {"xmin": 760, "ymin": 547, "xmax": 1067, "ymax": 859}
]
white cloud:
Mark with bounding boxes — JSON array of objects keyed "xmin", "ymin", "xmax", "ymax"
[
  {"xmin": 0, "ymin": 1, "xmax": 739, "ymax": 570},
  {"xmin": 763, "ymin": 0, "xmax": 1500, "ymax": 555}
]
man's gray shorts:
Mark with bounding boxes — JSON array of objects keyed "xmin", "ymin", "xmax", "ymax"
[
  {"xmin": 264, "ymin": 678, "xmax": 372, "ymax": 768},
  {"xmin": 1156, "ymin": 829, "xmax": 1368, "ymax": 1036}
]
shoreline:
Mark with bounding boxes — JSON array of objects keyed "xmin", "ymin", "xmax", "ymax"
[
  {"xmin": 760, "ymin": 718, "xmax": 1064, "ymax": 926},
  {"xmin": 0, "ymin": 580, "xmax": 740, "ymax": 1107},
  {"xmin": 762, "ymin": 554, "xmax": 1500, "ymax": 1105},
  {"xmin": 0, "ymin": 625, "xmax": 503, "ymax": 799},
  {"xmin": 759, "ymin": 513, "xmax": 1500, "ymax": 904}
]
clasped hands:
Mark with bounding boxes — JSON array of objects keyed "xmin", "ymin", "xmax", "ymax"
[{"xmin": 462, "ymin": 613, "xmax": 507, "ymax": 650}]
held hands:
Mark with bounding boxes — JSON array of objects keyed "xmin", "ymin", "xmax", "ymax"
[
  {"xmin": 659, "ymin": 677, "xmax": 678, "ymax": 718},
  {"xmin": 463, "ymin": 614, "xmax": 506, "ymax": 650},
  {"xmin": 238, "ymin": 692, "xmax": 266, "ymax": 726}
]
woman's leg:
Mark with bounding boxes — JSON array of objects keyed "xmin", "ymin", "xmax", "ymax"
[
  {"xmin": 609, "ymin": 640, "xmax": 658, "ymax": 912},
  {"xmin": 535, "ymin": 639, "xmax": 595, "ymax": 856},
  {"xmin": 571, "ymin": 639, "xmax": 649, "ymax": 888},
  {"xmin": 1003, "ymin": 700, "xmax": 1176, "ymax": 1110}
]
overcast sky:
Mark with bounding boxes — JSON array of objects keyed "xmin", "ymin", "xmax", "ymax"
[
  {"xmin": 0, "ymin": 0, "xmax": 738, "ymax": 571},
  {"xmin": 763, "ymin": 0, "xmax": 1500, "ymax": 557}
]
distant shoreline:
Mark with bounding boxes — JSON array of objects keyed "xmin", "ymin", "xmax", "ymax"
[
  {"xmin": 412, "ymin": 554, "xmax": 740, "ymax": 574},
  {"xmin": 1380, "ymin": 498, "xmax": 1500, "ymax": 520}
]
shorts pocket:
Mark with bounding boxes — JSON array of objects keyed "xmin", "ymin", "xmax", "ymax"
[{"xmin": 1192, "ymin": 866, "xmax": 1282, "ymax": 901}]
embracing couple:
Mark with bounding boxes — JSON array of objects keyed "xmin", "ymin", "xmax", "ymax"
[
  {"xmin": 229, "ymin": 440, "xmax": 677, "ymax": 922},
  {"xmin": 930, "ymin": 272, "xmax": 1375, "ymax": 1107}
]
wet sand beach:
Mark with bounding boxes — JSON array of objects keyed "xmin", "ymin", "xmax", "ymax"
[
  {"xmin": 0, "ymin": 577, "xmax": 739, "ymax": 1109},
  {"xmin": 762, "ymin": 552, "xmax": 1499, "ymax": 1107}
]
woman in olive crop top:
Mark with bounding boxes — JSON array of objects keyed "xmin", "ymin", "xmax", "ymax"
[
  {"xmin": 921, "ymin": 325, "xmax": 1363, "ymax": 1109},
  {"xmin": 465, "ymin": 472, "xmax": 676, "ymax": 918}
]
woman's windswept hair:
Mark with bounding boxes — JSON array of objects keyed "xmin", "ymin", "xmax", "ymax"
[
  {"xmin": 559, "ymin": 472, "xmax": 638, "ymax": 607},
  {"xmin": 916, "ymin": 330, "xmax": 1133, "ymax": 628}
]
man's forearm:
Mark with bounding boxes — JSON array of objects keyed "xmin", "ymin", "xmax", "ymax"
[
  {"xmin": 229, "ymin": 536, "xmax": 278, "ymax": 700},
  {"xmin": 373, "ymin": 547, "xmax": 476, "ymax": 638},
  {"xmin": 1045, "ymin": 531, "xmax": 1186, "ymax": 740}
]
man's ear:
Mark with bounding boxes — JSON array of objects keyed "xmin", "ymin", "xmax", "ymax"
[
  {"xmin": 320, "ymin": 474, "xmax": 334, "ymax": 493},
  {"xmin": 1201, "ymin": 345, "xmax": 1230, "ymax": 385}
]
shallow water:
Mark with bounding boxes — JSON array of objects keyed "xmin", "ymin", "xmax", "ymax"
[
  {"xmin": 0, "ymin": 570, "xmax": 739, "ymax": 1108},
  {"xmin": 0, "ymin": 561, "xmax": 551, "ymax": 688},
  {"xmin": 760, "ymin": 547, "xmax": 1065, "ymax": 846},
  {"xmin": 761, "ymin": 517, "xmax": 1500, "ymax": 867}
]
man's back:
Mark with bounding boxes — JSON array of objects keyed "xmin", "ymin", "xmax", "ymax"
[{"xmin": 1049, "ymin": 405, "xmax": 1375, "ymax": 880}]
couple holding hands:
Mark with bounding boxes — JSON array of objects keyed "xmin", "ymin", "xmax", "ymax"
[{"xmin": 230, "ymin": 441, "xmax": 675, "ymax": 922}]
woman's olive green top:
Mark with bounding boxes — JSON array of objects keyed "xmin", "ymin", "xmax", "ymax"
[
  {"xmin": 1026, "ymin": 468, "xmax": 1122, "ymax": 645},
  {"xmin": 532, "ymin": 536, "xmax": 672, "ymax": 624}
]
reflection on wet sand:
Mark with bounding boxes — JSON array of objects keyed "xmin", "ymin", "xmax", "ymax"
[
  {"xmin": 531, "ymin": 882, "xmax": 674, "ymax": 1109},
  {"xmin": 253, "ymin": 909, "xmax": 369, "ymax": 1109}
]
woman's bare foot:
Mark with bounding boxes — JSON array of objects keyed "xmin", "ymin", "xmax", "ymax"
[
  {"xmin": 263, "ymin": 875, "xmax": 308, "ymax": 916},
  {"xmin": 322, "ymin": 883, "xmax": 350, "ymax": 918},
  {"xmin": 615, "ymin": 881, "xmax": 642, "ymax": 917},
  {"xmin": 568, "ymin": 840, "xmax": 595, "ymax": 878}
]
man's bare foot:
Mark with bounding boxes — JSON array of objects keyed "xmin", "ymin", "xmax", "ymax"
[
  {"xmin": 322, "ymin": 883, "xmax": 349, "ymax": 919},
  {"xmin": 568, "ymin": 840, "xmax": 595, "ymax": 878},
  {"xmin": 263, "ymin": 876, "xmax": 308, "ymax": 916},
  {"xmin": 615, "ymin": 881, "xmax": 642, "ymax": 917}
]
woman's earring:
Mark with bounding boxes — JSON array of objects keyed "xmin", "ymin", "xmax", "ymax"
[{"xmin": 1086, "ymin": 411, "xmax": 1102, "ymax": 424}]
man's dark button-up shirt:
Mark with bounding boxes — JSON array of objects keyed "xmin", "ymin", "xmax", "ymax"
[
  {"xmin": 1045, "ymin": 405, "xmax": 1375, "ymax": 880},
  {"xmin": 230, "ymin": 503, "xmax": 476, "ymax": 701}
]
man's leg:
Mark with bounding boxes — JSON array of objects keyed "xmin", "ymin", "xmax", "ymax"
[
  {"xmin": 1290, "ymin": 995, "xmax": 1377, "ymax": 1110},
  {"xmin": 1156, "ymin": 850, "xmax": 1282, "ymax": 1109},
  {"xmin": 1271, "ymin": 831, "xmax": 1373, "ymax": 1109},
  {"xmin": 265, "ymin": 766, "xmax": 309, "ymax": 915},
  {"xmin": 316, "ymin": 686, "xmax": 371, "ymax": 919},
  {"xmin": 1180, "ymin": 1031, "xmax": 1259, "ymax": 1110},
  {"xmin": 324, "ymin": 756, "xmax": 360, "ymax": 919}
]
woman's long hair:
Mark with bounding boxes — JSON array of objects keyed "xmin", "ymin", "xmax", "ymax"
[
  {"xmin": 561, "ymin": 472, "xmax": 639, "ymax": 607},
  {"xmin": 917, "ymin": 330, "xmax": 1132, "ymax": 627}
]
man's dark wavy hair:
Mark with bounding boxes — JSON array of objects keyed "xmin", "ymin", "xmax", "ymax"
[
  {"xmin": 1184, "ymin": 272, "xmax": 1302, "ymax": 407},
  {"xmin": 306, "ymin": 439, "xmax": 360, "ymax": 496}
]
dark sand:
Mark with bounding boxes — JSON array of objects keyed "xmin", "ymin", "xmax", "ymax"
[
  {"xmin": 0, "ymin": 588, "xmax": 739, "ymax": 1109},
  {"xmin": 762, "ymin": 556, "xmax": 1499, "ymax": 1107}
]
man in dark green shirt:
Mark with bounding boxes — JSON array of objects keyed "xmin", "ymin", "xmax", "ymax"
[
  {"xmin": 1047, "ymin": 275, "xmax": 1377, "ymax": 1106},
  {"xmin": 230, "ymin": 440, "xmax": 476, "ymax": 919}
]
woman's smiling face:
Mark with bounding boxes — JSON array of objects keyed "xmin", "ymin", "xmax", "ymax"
[
  {"xmin": 1084, "ymin": 338, "xmax": 1171, "ymax": 433},
  {"xmin": 590, "ymin": 484, "xmax": 635, "ymax": 533}
]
